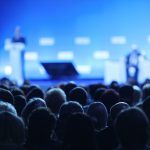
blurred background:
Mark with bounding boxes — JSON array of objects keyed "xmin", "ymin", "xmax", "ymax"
[{"xmin": 0, "ymin": 0, "xmax": 150, "ymax": 85}]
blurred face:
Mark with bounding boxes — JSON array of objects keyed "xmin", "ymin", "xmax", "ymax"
[
  {"xmin": 14, "ymin": 26, "xmax": 21, "ymax": 38},
  {"xmin": 131, "ymin": 44, "xmax": 138, "ymax": 52}
]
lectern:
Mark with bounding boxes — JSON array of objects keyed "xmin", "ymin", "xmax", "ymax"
[{"xmin": 5, "ymin": 38, "xmax": 25, "ymax": 85}]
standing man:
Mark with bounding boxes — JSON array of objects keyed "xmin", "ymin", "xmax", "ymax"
[
  {"xmin": 11, "ymin": 26, "xmax": 26, "ymax": 84},
  {"xmin": 126, "ymin": 44, "xmax": 142, "ymax": 83}
]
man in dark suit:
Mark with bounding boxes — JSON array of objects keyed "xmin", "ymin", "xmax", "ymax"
[{"xmin": 126, "ymin": 45, "xmax": 141, "ymax": 83}]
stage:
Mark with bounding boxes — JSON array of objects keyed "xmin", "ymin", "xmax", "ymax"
[{"xmin": 0, "ymin": 0, "xmax": 150, "ymax": 85}]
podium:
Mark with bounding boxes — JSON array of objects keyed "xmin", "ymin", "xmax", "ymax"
[
  {"xmin": 5, "ymin": 38, "xmax": 25, "ymax": 85},
  {"xmin": 104, "ymin": 58, "xmax": 150, "ymax": 84}
]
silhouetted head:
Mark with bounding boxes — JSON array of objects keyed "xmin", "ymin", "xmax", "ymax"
[
  {"xmin": 20, "ymin": 85, "xmax": 30, "ymax": 96},
  {"xmin": 115, "ymin": 107, "xmax": 149, "ymax": 149},
  {"xmin": 119, "ymin": 85, "xmax": 134, "ymax": 105},
  {"xmin": 0, "ymin": 101, "xmax": 17, "ymax": 115},
  {"xmin": 0, "ymin": 77, "xmax": 11, "ymax": 88},
  {"xmin": 64, "ymin": 113, "xmax": 96, "ymax": 150},
  {"xmin": 45, "ymin": 88, "xmax": 66, "ymax": 115},
  {"xmin": 21, "ymin": 98, "xmax": 46, "ymax": 125},
  {"xmin": 0, "ymin": 112, "xmax": 25, "ymax": 145},
  {"xmin": 110, "ymin": 102, "xmax": 129, "ymax": 122},
  {"xmin": 0, "ymin": 84, "xmax": 9, "ymax": 90},
  {"xmin": 64, "ymin": 82, "xmax": 77, "ymax": 100},
  {"xmin": 56, "ymin": 101, "xmax": 83, "ymax": 141},
  {"xmin": 69, "ymin": 87, "xmax": 88, "ymax": 106},
  {"xmin": 132, "ymin": 85, "xmax": 142, "ymax": 105},
  {"xmin": 142, "ymin": 84, "xmax": 150, "ymax": 100},
  {"xmin": 59, "ymin": 101, "xmax": 83, "ymax": 118},
  {"xmin": 11, "ymin": 87, "xmax": 24, "ymax": 97},
  {"xmin": 26, "ymin": 87, "xmax": 44, "ymax": 102},
  {"xmin": 88, "ymin": 83, "xmax": 107, "ymax": 100},
  {"xmin": 27, "ymin": 108, "xmax": 56, "ymax": 145},
  {"xmin": 0, "ymin": 88, "xmax": 14, "ymax": 105},
  {"xmin": 93, "ymin": 88, "xmax": 106, "ymax": 102},
  {"xmin": 87, "ymin": 102, "xmax": 108, "ymax": 130},
  {"xmin": 109, "ymin": 81, "xmax": 120, "ymax": 92},
  {"xmin": 101, "ymin": 89, "xmax": 120, "ymax": 113},
  {"xmin": 14, "ymin": 95, "xmax": 26, "ymax": 116}
]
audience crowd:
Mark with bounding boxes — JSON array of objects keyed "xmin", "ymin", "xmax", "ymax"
[{"xmin": 0, "ymin": 77, "xmax": 150, "ymax": 150}]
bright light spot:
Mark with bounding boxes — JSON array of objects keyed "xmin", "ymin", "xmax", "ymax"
[
  {"xmin": 76, "ymin": 65, "xmax": 91, "ymax": 74},
  {"xmin": 129, "ymin": 67, "xmax": 136, "ymax": 77},
  {"xmin": 39, "ymin": 66, "xmax": 46, "ymax": 75},
  {"xmin": 25, "ymin": 52, "xmax": 38, "ymax": 60},
  {"xmin": 74, "ymin": 37, "xmax": 91, "ymax": 45},
  {"xmin": 39, "ymin": 37, "xmax": 55, "ymax": 46},
  {"xmin": 93, "ymin": 51, "xmax": 110, "ymax": 59},
  {"xmin": 4, "ymin": 66, "xmax": 12, "ymax": 75},
  {"xmin": 111, "ymin": 36, "xmax": 126, "ymax": 44},
  {"xmin": 57, "ymin": 51, "xmax": 74, "ymax": 60}
]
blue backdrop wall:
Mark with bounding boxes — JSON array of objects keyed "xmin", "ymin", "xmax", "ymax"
[{"xmin": 0, "ymin": 0, "xmax": 150, "ymax": 79}]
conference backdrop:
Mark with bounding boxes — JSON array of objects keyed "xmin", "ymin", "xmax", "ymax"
[{"xmin": 0, "ymin": 0, "xmax": 150, "ymax": 80}]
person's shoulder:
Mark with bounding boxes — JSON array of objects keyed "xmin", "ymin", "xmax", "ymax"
[
  {"xmin": 126, "ymin": 54, "xmax": 130, "ymax": 60},
  {"xmin": 12, "ymin": 36, "xmax": 26, "ymax": 44},
  {"xmin": 20, "ymin": 37, "xmax": 26, "ymax": 44}
]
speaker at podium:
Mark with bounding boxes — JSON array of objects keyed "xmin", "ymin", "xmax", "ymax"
[
  {"xmin": 4, "ymin": 38, "xmax": 25, "ymax": 85},
  {"xmin": 41, "ymin": 62, "xmax": 79, "ymax": 79}
]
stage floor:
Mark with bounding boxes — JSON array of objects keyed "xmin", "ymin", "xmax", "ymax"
[{"xmin": 30, "ymin": 78, "xmax": 104, "ymax": 90}]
